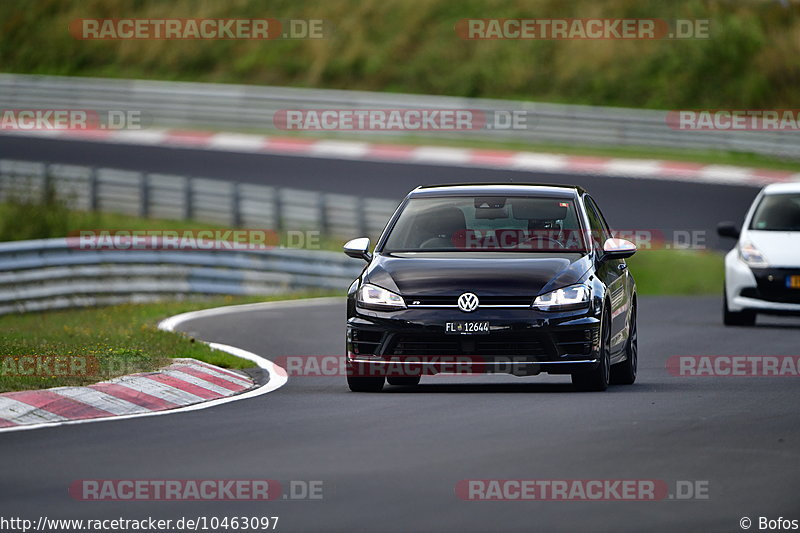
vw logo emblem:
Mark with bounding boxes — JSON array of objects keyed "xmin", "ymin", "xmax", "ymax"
[{"xmin": 457, "ymin": 292, "xmax": 479, "ymax": 313}]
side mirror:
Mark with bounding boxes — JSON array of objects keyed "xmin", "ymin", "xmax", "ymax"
[
  {"xmin": 717, "ymin": 221, "xmax": 740, "ymax": 239},
  {"xmin": 602, "ymin": 238, "xmax": 637, "ymax": 260},
  {"xmin": 344, "ymin": 237, "xmax": 372, "ymax": 262}
]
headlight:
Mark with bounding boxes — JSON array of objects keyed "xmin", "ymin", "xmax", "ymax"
[
  {"xmin": 357, "ymin": 283, "xmax": 406, "ymax": 310},
  {"xmin": 739, "ymin": 241, "xmax": 769, "ymax": 268},
  {"xmin": 532, "ymin": 284, "xmax": 590, "ymax": 311}
]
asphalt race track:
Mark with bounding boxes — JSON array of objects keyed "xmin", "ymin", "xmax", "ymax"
[
  {"xmin": 1, "ymin": 136, "xmax": 798, "ymax": 531},
  {"xmin": 0, "ymin": 135, "xmax": 761, "ymax": 249},
  {"xmin": 0, "ymin": 297, "xmax": 799, "ymax": 531}
]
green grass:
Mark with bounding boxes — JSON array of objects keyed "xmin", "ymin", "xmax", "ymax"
[
  {"xmin": 0, "ymin": 291, "xmax": 337, "ymax": 393},
  {"xmin": 627, "ymin": 249, "xmax": 724, "ymax": 295}
]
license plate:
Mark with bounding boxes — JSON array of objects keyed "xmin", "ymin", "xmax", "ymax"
[
  {"xmin": 445, "ymin": 321, "xmax": 490, "ymax": 335},
  {"xmin": 788, "ymin": 275, "xmax": 800, "ymax": 289}
]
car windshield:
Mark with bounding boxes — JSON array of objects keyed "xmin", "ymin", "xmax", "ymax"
[
  {"xmin": 749, "ymin": 193, "xmax": 800, "ymax": 231},
  {"xmin": 381, "ymin": 196, "xmax": 588, "ymax": 253}
]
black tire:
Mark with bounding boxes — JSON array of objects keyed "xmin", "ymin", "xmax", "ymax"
[
  {"xmin": 347, "ymin": 376, "xmax": 385, "ymax": 392},
  {"xmin": 572, "ymin": 308, "xmax": 611, "ymax": 392},
  {"xmin": 387, "ymin": 376, "xmax": 421, "ymax": 386},
  {"xmin": 723, "ymin": 288, "xmax": 755, "ymax": 326},
  {"xmin": 610, "ymin": 303, "xmax": 637, "ymax": 385}
]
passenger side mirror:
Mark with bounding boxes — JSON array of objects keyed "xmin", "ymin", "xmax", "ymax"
[
  {"xmin": 344, "ymin": 237, "xmax": 372, "ymax": 262},
  {"xmin": 602, "ymin": 238, "xmax": 637, "ymax": 260},
  {"xmin": 717, "ymin": 221, "xmax": 740, "ymax": 239}
]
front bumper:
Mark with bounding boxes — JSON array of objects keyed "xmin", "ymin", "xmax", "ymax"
[
  {"xmin": 347, "ymin": 305, "xmax": 601, "ymax": 377},
  {"xmin": 725, "ymin": 250, "xmax": 800, "ymax": 315}
]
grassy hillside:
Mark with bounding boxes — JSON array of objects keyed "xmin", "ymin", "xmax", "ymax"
[{"xmin": 1, "ymin": 0, "xmax": 798, "ymax": 109}]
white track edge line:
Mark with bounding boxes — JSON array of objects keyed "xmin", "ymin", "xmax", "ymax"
[{"xmin": 157, "ymin": 296, "xmax": 342, "ymax": 331}]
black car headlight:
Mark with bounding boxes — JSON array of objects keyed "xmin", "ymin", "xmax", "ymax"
[
  {"xmin": 532, "ymin": 284, "xmax": 590, "ymax": 311},
  {"xmin": 357, "ymin": 283, "xmax": 407, "ymax": 311}
]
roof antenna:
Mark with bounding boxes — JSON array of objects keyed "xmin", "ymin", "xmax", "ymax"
[{"xmin": 509, "ymin": 177, "xmax": 514, "ymax": 182}]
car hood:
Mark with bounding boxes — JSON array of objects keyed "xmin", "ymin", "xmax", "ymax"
[
  {"xmin": 364, "ymin": 253, "xmax": 592, "ymax": 297},
  {"xmin": 744, "ymin": 230, "xmax": 800, "ymax": 268}
]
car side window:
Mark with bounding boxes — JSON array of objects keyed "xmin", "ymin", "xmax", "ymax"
[{"xmin": 583, "ymin": 196, "xmax": 610, "ymax": 252}]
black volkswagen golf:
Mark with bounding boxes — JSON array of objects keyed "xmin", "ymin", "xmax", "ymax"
[{"xmin": 344, "ymin": 183, "xmax": 638, "ymax": 392}]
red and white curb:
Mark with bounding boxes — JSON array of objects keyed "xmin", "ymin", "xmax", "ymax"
[
  {"xmin": 0, "ymin": 358, "xmax": 254, "ymax": 428},
  {"xmin": 0, "ymin": 298, "xmax": 338, "ymax": 433},
  {"xmin": 2, "ymin": 128, "xmax": 798, "ymax": 187}
]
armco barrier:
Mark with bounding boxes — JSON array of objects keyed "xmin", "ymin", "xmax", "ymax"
[
  {"xmin": 0, "ymin": 238, "xmax": 364, "ymax": 315},
  {"xmin": 0, "ymin": 74, "xmax": 797, "ymax": 159}
]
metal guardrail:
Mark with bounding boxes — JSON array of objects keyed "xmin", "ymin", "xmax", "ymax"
[
  {"xmin": 0, "ymin": 159, "xmax": 399, "ymax": 239},
  {"xmin": 0, "ymin": 238, "xmax": 364, "ymax": 315},
  {"xmin": 1, "ymin": 74, "xmax": 797, "ymax": 159}
]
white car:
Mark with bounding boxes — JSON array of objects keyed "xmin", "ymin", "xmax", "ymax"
[{"xmin": 718, "ymin": 182, "xmax": 800, "ymax": 325}]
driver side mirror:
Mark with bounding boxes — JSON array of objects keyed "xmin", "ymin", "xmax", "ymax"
[
  {"xmin": 602, "ymin": 238, "xmax": 637, "ymax": 260},
  {"xmin": 717, "ymin": 221, "xmax": 740, "ymax": 239},
  {"xmin": 344, "ymin": 237, "xmax": 372, "ymax": 262}
]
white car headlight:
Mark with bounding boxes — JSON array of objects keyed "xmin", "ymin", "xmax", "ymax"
[
  {"xmin": 739, "ymin": 241, "xmax": 769, "ymax": 268},
  {"xmin": 532, "ymin": 284, "xmax": 590, "ymax": 311},
  {"xmin": 357, "ymin": 283, "xmax": 406, "ymax": 310}
]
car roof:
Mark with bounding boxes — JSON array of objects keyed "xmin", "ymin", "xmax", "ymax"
[
  {"xmin": 408, "ymin": 183, "xmax": 585, "ymax": 199},
  {"xmin": 763, "ymin": 182, "xmax": 800, "ymax": 195}
]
